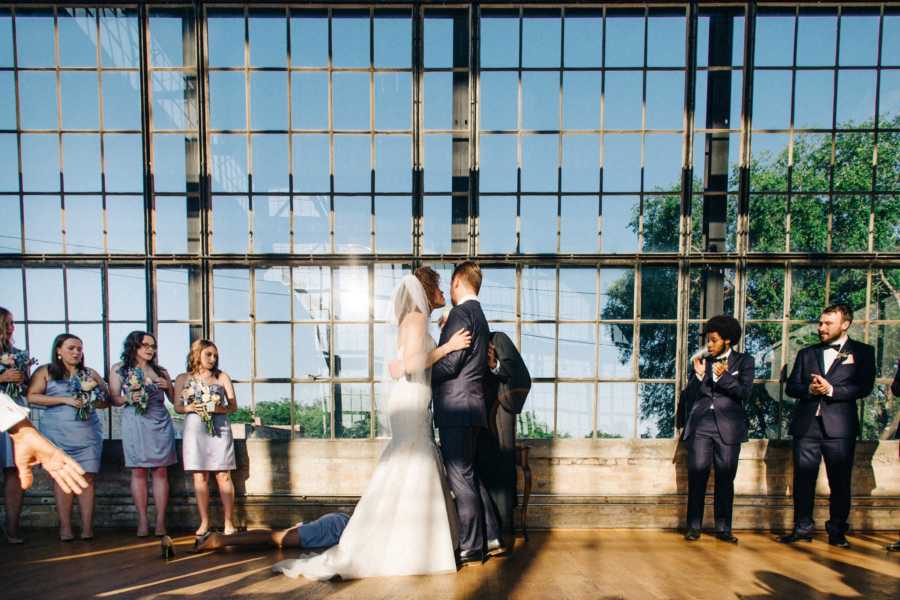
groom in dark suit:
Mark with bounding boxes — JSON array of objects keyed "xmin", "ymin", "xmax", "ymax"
[
  {"xmin": 432, "ymin": 261, "xmax": 502, "ymax": 565},
  {"xmin": 779, "ymin": 303, "xmax": 875, "ymax": 548}
]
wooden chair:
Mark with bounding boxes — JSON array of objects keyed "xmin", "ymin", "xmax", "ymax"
[{"xmin": 515, "ymin": 444, "xmax": 532, "ymax": 540}]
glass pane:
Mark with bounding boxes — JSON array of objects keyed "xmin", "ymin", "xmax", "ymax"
[
  {"xmin": 603, "ymin": 135, "xmax": 641, "ymax": 192},
  {"xmin": 333, "ymin": 135, "xmax": 371, "ymax": 192},
  {"xmin": 156, "ymin": 268, "xmax": 189, "ymax": 321},
  {"xmin": 479, "ymin": 72, "xmax": 518, "ymax": 131},
  {"xmin": 564, "ymin": 11, "xmax": 602, "ymax": 68},
  {"xmin": 375, "ymin": 196, "xmax": 411, "ymax": 253},
  {"xmin": 65, "ymin": 196, "xmax": 103, "ymax": 254},
  {"xmin": 749, "ymin": 194, "xmax": 787, "ymax": 251},
  {"xmin": 834, "ymin": 133, "xmax": 874, "ymax": 192},
  {"xmin": 521, "ymin": 135, "xmax": 557, "ymax": 192},
  {"xmin": 480, "ymin": 12, "xmax": 518, "ymax": 69},
  {"xmin": 604, "ymin": 71, "xmax": 642, "ymax": 131},
  {"xmin": 65, "ymin": 268, "xmax": 101, "ymax": 322},
  {"xmin": 295, "ymin": 323, "xmax": 329, "ymax": 379},
  {"xmin": 599, "ymin": 324, "xmax": 633, "ymax": 377},
  {"xmin": 251, "ymin": 134, "xmax": 289, "ymax": 193},
  {"xmin": 479, "ymin": 135, "xmax": 516, "ymax": 192},
  {"xmin": 333, "ymin": 12, "xmax": 369, "ymax": 68},
  {"xmin": 295, "ymin": 383, "xmax": 331, "ymax": 438},
  {"xmin": 249, "ymin": 11, "xmax": 286, "ymax": 68},
  {"xmin": 335, "ymin": 266, "xmax": 369, "ymax": 321},
  {"xmin": 836, "ymin": 70, "xmax": 876, "ymax": 127},
  {"xmin": 522, "ymin": 267, "xmax": 556, "ymax": 321},
  {"xmin": 522, "ymin": 11, "xmax": 560, "ymax": 68},
  {"xmin": 213, "ymin": 323, "xmax": 250, "ymax": 380},
  {"xmin": 152, "ymin": 134, "xmax": 190, "ymax": 193},
  {"xmin": 255, "ymin": 324, "xmax": 291, "ymax": 378},
  {"xmin": 642, "ymin": 194, "xmax": 680, "ymax": 252},
  {"xmin": 598, "ymin": 382, "xmax": 635, "ymax": 438},
  {"xmin": 789, "ymin": 195, "xmax": 828, "ymax": 252},
  {"xmin": 207, "ymin": 11, "xmax": 244, "ymax": 68},
  {"xmin": 15, "ymin": 11, "xmax": 55, "ymax": 67},
  {"xmin": 478, "ymin": 195, "xmax": 516, "ymax": 254},
  {"xmin": 557, "ymin": 382, "xmax": 593, "ymax": 439},
  {"xmin": 754, "ymin": 12, "xmax": 794, "ymax": 67},
  {"xmin": 640, "ymin": 267, "xmax": 677, "ymax": 319},
  {"xmin": 563, "ymin": 72, "xmax": 600, "ymax": 131},
  {"xmin": 156, "ymin": 322, "xmax": 189, "ymax": 377},
  {"xmin": 518, "ymin": 382, "xmax": 554, "ymax": 439},
  {"xmin": 646, "ymin": 71, "xmax": 684, "ymax": 130},
  {"xmin": 424, "ymin": 72, "xmax": 452, "ymax": 131},
  {"xmin": 874, "ymin": 196, "xmax": 900, "ymax": 252},
  {"xmin": 62, "ymin": 135, "xmax": 101, "ymax": 192},
  {"xmin": 0, "ymin": 268, "xmax": 24, "ymax": 316},
  {"xmin": 644, "ymin": 136, "xmax": 683, "ymax": 192},
  {"xmin": 21, "ymin": 133, "xmax": 60, "ymax": 191},
  {"xmin": 293, "ymin": 266, "xmax": 331, "ymax": 321},
  {"xmin": 212, "ymin": 196, "xmax": 249, "ymax": 253},
  {"xmin": 107, "ymin": 195, "xmax": 145, "ymax": 253},
  {"xmin": 104, "ymin": 134, "xmax": 142, "ymax": 193},
  {"xmin": 639, "ymin": 383, "xmax": 674, "ymax": 438},
  {"xmin": 155, "ymin": 196, "xmax": 188, "ymax": 253},
  {"xmin": 99, "ymin": 8, "xmax": 139, "ymax": 68},
  {"xmin": 796, "ymin": 12, "xmax": 836, "ymax": 67},
  {"xmin": 744, "ymin": 323, "xmax": 784, "ymax": 380},
  {"xmin": 423, "ymin": 195, "xmax": 451, "ymax": 254},
  {"xmin": 149, "ymin": 9, "xmax": 196, "ymax": 68},
  {"xmin": 293, "ymin": 135, "xmax": 330, "ymax": 193},
  {"xmin": 375, "ymin": 73, "xmax": 411, "ymax": 130},
  {"xmin": 481, "ymin": 267, "xmax": 516, "ymax": 322},
  {"xmin": 0, "ymin": 195, "xmax": 21, "ymax": 252},
  {"xmin": 520, "ymin": 195, "xmax": 556, "ymax": 253},
  {"xmin": 374, "ymin": 13, "xmax": 410, "ymax": 68},
  {"xmin": 560, "ymin": 195, "xmax": 598, "ymax": 253},
  {"xmin": 424, "ymin": 14, "xmax": 454, "ymax": 69},
  {"xmin": 213, "ymin": 269, "xmax": 249, "ymax": 320},
  {"xmin": 291, "ymin": 12, "xmax": 328, "ymax": 68},
  {"xmin": 752, "ymin": 71, "xmax": 792, "ymax": 130},
  {"xmin": 0, "ymin": 13, "xmax": 11, "ymax": 68},
  {"xmin": 292, "ymin": 72, "xmax": 328, "ymax": 130},
  {"xmin": 334, "ymin": 325, "xmax": 369, "ymax": 378},
  {"xmin": 61, "ymin": 72, "xmax": 99, "ymax": 130},
  {"xmin": 605, "ymin": 12, "xmax": 644, "ymax": 68},
  {"xmin": 558, "ymin": 325, "xmax": 595, "ymax": 377},
  {"xmin": 210, "ymin": 134, "xmax": 248, "ymax": 193},
  {"xmin": 375, "ymin": 135, "xmax": 411, "ymax": 192},
  {"xmin": 647, "ymin": 14, "xmax": 685, "ymax": 67},
  {"xmin": 334, "ymin": 196, "xmax": 371, "ymax": 253},
  {"xmin": 108, "ymin": 268, "xmax": 146, "ymax": 321},
  {"xmin": 794, "ymin": 71, "xmax": 834, "ymax": 129},
  {"xmin": 792, "ymin": 133, "xmax": 831, "ymax": 193},
  {"xmin": 293, "ymin": 194, "xmax": 329, "ymax": 254},
  {"xmin": 601, "ymin": 195, "xmax": 639, "ymax": 252},
  {"xmin": 19, "ymin": 72, "xmax": 57, "ymax": 130},
  {"xmin": 250, "ymin": 72, "xmax": 288, "ymax": 131},
  {"xmin": 104, "ymin": 72, "xmax": 142, "ymax": 130},
  {"xmin": 209, "ymin": 72, "xmax": 246, "ymax": 130},
  {"xmin": 831, "ymin": 195, "xmax": 870, "ymax": 252},
  {"xmin": 638, "ymin": 324, "xmax": 676, "ymax": 379},
  {"xmin": 521, "ymin": 324, "xmax": 555, "ymax": 378},
  {"xmin": 790, "ymin": 267, "xmax": 827, "ymax": 321},
  {"xmin": 24, "ymin": 196, "xmax": 63, "ymax": 253},
  {"xmin": 0, "ymin": 135, "xmax": 18, "ymax": 191},
  {"xmin": 252, "ymin": 195, "xmax": 290, "ymax": 253},
  {"xmin": 745, "ymin": 267, "xmax": 784, "ymax": 321},
  {"xmin": 335, "ymin": 383, "xmax": 371, "ymax": 438},
  {"xmin": 749, "ymin": 134, "xmax": 789, "ymax": 192},
  {"xmin": 883, "ymin": 14, "xmax": 900, "ymax": 67}
]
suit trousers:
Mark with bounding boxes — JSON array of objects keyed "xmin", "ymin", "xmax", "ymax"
[
  {"xmin": 792, "ymin": 416, "xmax": 856, "ymax": 535},
  {"xmin": 440, "ymin": 426, "xmax": 500, "ymax": 554},
  {"xmin": 686, "ymin": 410, "xmax": 741, "ymax": 532},
  {"xmin": 477, "ymin": 405, "xmax": 517, "ymax": 535}
]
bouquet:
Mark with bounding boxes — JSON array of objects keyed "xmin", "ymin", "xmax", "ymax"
[
  {"xmin": 70, "ymin": 370, "xmax": 105, "ymax": 421},
  {"xmin": 181, "ymin": 379, "xmax": 224, "ymax": 436},
  {"xmin": 0, "ymin": 349, "xmax": 38, "ymax": 399},
  {"xmin": 119, "ymin": 366, "xmax": 150, "ymax": 415}
]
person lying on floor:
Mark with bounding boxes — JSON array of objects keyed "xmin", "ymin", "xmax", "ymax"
[{"xmin": 194, "ymin": 511, "xmax": 350, "ymax": 552}]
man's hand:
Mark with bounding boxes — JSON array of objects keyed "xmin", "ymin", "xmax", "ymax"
[
  {"xmin": 388, "ymin": 359, "xmax": 404, "ymax": 380},
  {"xmin": 9, "ymin": 421, "xmax": 88, "ymax": 494},
  {"xmin": 809, "ymin": 374, "xmax": 832, "ymax": 396},
  {"xmin": 692, "ymin": 356, "xmax": 705, "ymax": 379},
  {"xmin": 487, "ymin": 342, "xmax": 498, "ymax": 371},
  {"xmin": 713, "ymin": 361, "xmax": 727, "ymax": 379}
]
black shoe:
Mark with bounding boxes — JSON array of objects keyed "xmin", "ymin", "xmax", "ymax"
[
  {"xmin": 779, "ymin": 531, "xmax": 814, "ymax": 544},
  {"xmin": 684, "ymin": 529, "xmax": 701, "ymax": 541},
  {"xmin": 458, "ymin": 549, "xmax": 483, "ymax": 567},
  {"xmin": 886, "ymin": 541, "xmax": 900, "ymax": 552},
  {"xmin": 486, "ymin": 538, "xmax": 509, "ymax": 557},
  {"xmin": 827, "ymin": 533, "xmax": 850, "ymax": 548},
  {"xmin": 716, "ymin": 532, "xmax": 739, "ymax": 544}
]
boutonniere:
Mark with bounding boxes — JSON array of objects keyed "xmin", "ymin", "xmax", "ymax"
[{"xmin": 838, "ymin": 352, "xmax": 853, "ymax": 364}]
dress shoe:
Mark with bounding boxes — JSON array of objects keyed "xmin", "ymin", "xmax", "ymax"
[
  {"xmin": 886, "ymin": 541, "xmax": 900, "ymax": 552},
  {"xmin": 457, "ymin": 549, "xmax": 483, "ymax": 566},
  {"xmin": 684, "ymin": 529, "xmax": 701, "ymax": 541},
  {"xmin": 715, "ymin": 532, "xmax": 739, "ymax": 544},
  {"xmin": 778, "ymin": 531, "xmax": 813, "ymax": 544},
  {"xmin": 486, "ymin": 538, "xmax": 509, "ymax": 557},
  {"xmin": 827, "ymin": 533, "xmax": 850, "ymax": 548}
]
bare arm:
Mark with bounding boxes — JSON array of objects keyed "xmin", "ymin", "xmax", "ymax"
[
  {"xmin": 26, "ymin": 367, "xmax": 78, "ymax": 408},
  {"xmin": 393, "ymin": 312, "xmax": 471, "ymax": 377},
  {"xmin": 216, "ymin": 373, "xmax": 238, "ymax": 415},
  {"xmin": 88, "ymin": 368, "xmax": 110, "ymax": 410},
  {"xmin": 108, "ymin": 363, "xmax": 127, "ymax": 407},
  {"xmin": 172, "ymin": 374, "xmax": 194, "ymax": 415}
]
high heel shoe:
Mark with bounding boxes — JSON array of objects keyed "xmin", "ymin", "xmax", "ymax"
[
  {"xmin": 193, "ymin": 530, "xmax": 212, "ymax": 552},
  {"xmin": 160, "ymin": 535, "xmax": 175, "ymax": 560}
]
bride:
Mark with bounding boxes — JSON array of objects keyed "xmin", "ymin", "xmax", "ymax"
[{"xmin": 273, "ymin": 272, "xmax": 469, "ymax": 580}]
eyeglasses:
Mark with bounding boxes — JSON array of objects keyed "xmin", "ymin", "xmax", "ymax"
[{"xmin": 141, "ymin": 343, "xmax": 158, "ymax": 350}]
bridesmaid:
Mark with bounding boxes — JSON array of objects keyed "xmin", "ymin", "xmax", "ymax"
[
  {"xmin": 109, "ymin": 331, "xmax": 177, "ymax": 538},
  {"xmin": 0, "ymin": 307, "xmax": 34, "ymax": 544},
  {"xmin": 26, "ymin": 334, "xmax": 108, "ymax": 541},
  {"xmin": 174, "ymin": 339, "xmax": 238, "ymax": 536}
]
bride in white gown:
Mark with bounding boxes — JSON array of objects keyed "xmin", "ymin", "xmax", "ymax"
[{"xmin": 273, "ymin": 274, "xmax": 469, "ymax": 580}]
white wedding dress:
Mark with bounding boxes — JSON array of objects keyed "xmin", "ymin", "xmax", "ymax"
[{"xmin": 273, "ymin": 278, "xmax": 459, "ymax": 580}]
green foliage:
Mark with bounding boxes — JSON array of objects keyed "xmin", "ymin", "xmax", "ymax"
[{"xmin": 517, "ymin": 410, "xmax": 554, "ymax": 439}]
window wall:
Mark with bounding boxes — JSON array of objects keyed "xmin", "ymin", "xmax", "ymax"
[{"xmin": 1, "ymin": 3, "xmax": 897, "ymax": 441}]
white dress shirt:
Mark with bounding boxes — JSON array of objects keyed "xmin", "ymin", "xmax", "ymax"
[
  {"xmin": 817, "ymin": 334, "xmax": 847, "ymax": 408},
  {"xmin": 0, "ymin": 391, "xmax": 29, "ymax": 433}
]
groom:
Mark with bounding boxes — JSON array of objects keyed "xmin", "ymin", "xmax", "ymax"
[{"xmin": 431, "ymin": 261, "xmax": 503, "ymax": 565}]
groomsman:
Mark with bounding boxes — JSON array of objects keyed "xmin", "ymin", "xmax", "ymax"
[
  {"xmin": 780, "ymin": 304, "xmax": 875, "ymax": 548},
  {"xmin": 678, "ymin": 315, "xmax": 754, "ymax": 543}
]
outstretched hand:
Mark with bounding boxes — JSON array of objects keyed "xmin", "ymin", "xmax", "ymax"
[{"xmin": 10, "ymin": 421, "xmax": 88, "ymax": 494}]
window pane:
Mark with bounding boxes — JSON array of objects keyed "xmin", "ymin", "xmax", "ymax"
[
  {"xmin": 521, "ymin": 324, "xmax": 555, "ymax": 378},
  {"xmin": 557, "ymin": 382, "xmax": 593, "ymax": 438},
  {"xmin": 255, "ymin": 324, "xmax": 291, "ymax": 378},
  {"xmin": 647, "ymin": 14, "xmax": 685, "ymax": 68},
  {"xmin": 250, "ymin": 72, "xmax": 288, "ymax": 131},
  {"xmin": 210, "ymin": 134, "xmax": 248, "ymax": 193},
  {"xmin": 0, "ymin": 195, "xmax": 21, "ymax": 252},
  {"xmin": 560, "ymin": 195, "xmax": 598, "ymax": 253},
  {"xmin": 603, "ymin": 135, "xmax": 641, "ymax": 192},
  {"xmin": 479, "ymin": 135, "xmax": 516, "ymax": 192},
  {"xmin": 335, "ymin": 266, "xmax": 369, "ymax": 321},
  {"xmin": 104, "ymin": 134, "xmax": 143, "ymax": 193},
  {"xmin": 16, "ymin": 11, "xmax": 55, "ymax": 67},
  {"xmin": 644, "ymin": 136, "xmax": 682, "ymax": 192},
  {"xmin": 152, "ymin": 135, "xmax": 190, "ymax": 193},
  {"xmin": 213, "ymin": 323, "xmax": 250, "ymax": 380},
  {"xmin": 249, "ymin": 11, "xmax": 286, "ymax": 68},
  {"xmin": 0, "ymin": 135, "xmax": 18, "ymax": 191},
  {"xmin": 209, "ymin": 72, "xmax": 246, "ymax": 130},
  {"xmin": 481, "ymin": 12, "xmax": 518, "ymax": 69},
  {"xmin": 374, "ymin": 73, "xmax": 411, "ymax": 131},
  {"xmin": 522, "ymin": 135, "xmax": 557, "ymax": 192},
  {"xmin": 603, "ymin": 71, "xmax": 642, "ymax": 130},
  {"xmin": 642, "ymin": 194, "xmax": 680, "ymax": 252},
  {"xmin": 424, "ymin": 72, "xmax": 452, "ymax": 131},
  {"xmin": 149, "ymin": 9, "xmax": 196, "ymax": 69},
  {"xmin": 334, "ymin": 135, "xmax": 371, "ymax": 192},
  {"xmin": 522, "ymin": 12, "xmax": 560, "ymax": 68},
  {"xmin": 745, "ymin": 267, "xmax": 784, "ymax": 320},
  {"xmin": 481, "ymin": 267, "xmax": 516, "ymax": 322},
  {"xmin": 605, "ymin": 12, "xmax": 644, "ymax": 68},
  {"xmin": 836, "ymin": 70, "xmax": 876, "ymax": 127},
  {"xmin": 335, "ymin": 196, "xmax": 371, "ymax": 253},
  {"xmin": 375, "ymin": 14, "xmax": 410, "ymax": 68},
  {"xmin": 295, "ymin": 383, "xmax": 331, "ymax": 438},
  {"xmin": 752, "ymin": 71, "xmax": 792, "ymax": 130},
  {"xmin": 794, "ymin": 71, "xmax": 834, "ymax": 129},
  {"xmin": 293, "ymin": 135, "xmax": 330, "ymax": 193},
  {"xmin": 66, "ymin": 268, "xmax": 102, "ymax": 322},
  {"xmin": 646, "ymin": 71, "xmax": 684, "ymax": 130},
  {"xmin": 520, "ymin": 195, "xmax": 556, "ymax": 253},
  {"xmin": 156, "ymin": 322, "xmax": 188, "ymax": 376},
  {"xmin": 375, "ymin": 135, "xmax": 411, "ymax": 192},
  {"xmin": 61, "ymin": 72, "xmax": 99, "ymax": 130},
  {"xmin": 563, "ymin": 72, "xmax": 600, "ymax": 131},
  {"xmin": 213, "ymin": 269, "xmax": 249, "ymax": 320},
  {"xmin": 754, "ymin": 13, "xmax": 794, "ymax": 67},
  {"xmin": 749, "ymin": 134, "xmax": 789, "ymax": 193},
  {"xmin": 99, "ymin": 8, "xmax": 139, "ymax": 68},
  {"xmin": 599, "ymin": 324, "xmax": 633, "ymax": 377},
  {"xmin": 375, "ymin": 196, "xmax": 411, "ymax": 253},
  {"xmin": 252, "ymin": 195, "xmax": 290, "ymax": 253},
  {"xmin": 19, "ymin": 72, "xmax": 57, "ymax": 130},
  {"xmin": 334, "ymin": 325, "xmax": 369, "ymax": 378},
  {"xmin": 22, "ymin": 134, "xmax": 59, "ymax": 191},
  {"xmin": 295, "ymin": 323, "xmax": 330, "ymax": 379},
  {"xmin": 156, "ymin": 268, "xmax": 189, "ymax": 321},
  {"xmin": 64, "ymin": 195, "xmax": 103, "ymax": 252},
  {"xmin": 293, "ymin": 194, "xmax": 329, "ymax": 253},
  {"xmin": 333, "ymin": 12, "xmax": 369, "ymax": 68},
  {"xmin": 109, "ymin": 268, "xmax": 146, "ymax": 321},
  {"xmin": 108, "ymin": 195, "xmax": 144, "ymax": 253},
  {"xmin": 639, "ymin": 383, "xmax": 674, "ymax": 438},
  {"xmin": 292, "ymin": 72, "xmax": 328, "ymax": 130},
  {"xmin": 424, "ymin": 14, "xmax": 454, "ymax": 69},
  {"xmin": 478, "ymin": 195, "xmax": 516, "ymax": 254},
  {"xmin": 291, "ymin": 12, "xmax": 328, "ymax": 68},
  {"xmin": 105, "ymin": 72, "xmax": 142, "ymax": 130},
  {"xmin": 424, "ymin": 135, "xmax": 451, "ymax": 192},
  {"xmin": 479, "ymin": 72, "xmax": 517, "ymax": 131},
  {"xmin": 564, "ymin": 11, "xmax": 602, "ymax": 68},
  {"xmin": 796, "ymin": 12, "xmax": 836, "ymax": 67},
  {"xmin": 601, "ymin": 195, "xmax": 639, "ymax": 252},
  {"xmin": 155, "ymin": 196, "xmax": 188, "ymax": 253},
  {"xmin": 519, "ymin": 382, "xmax": 554, "ymax": 438},
  {"xmin": 252, "ymin": 134, "xmax": 289, "ymax": 193},
  {"xmin": 640, "ymin": 266, "xmax": 677, "ymax": 319},
  {"xmin": 839, "ymin": 14, "xmax": 879, "ymax": 66},
  {"xmin": 638, "ymin": 324, "xmax": 676, "ymax": 379},
  {"xmin": 62, "ymin": 135, "xmax": 101, "ymax": 192},
  {"xmin": 207, "ymin": 11, "xmax": 244, "ymax": 68},
  {"xmin": 522, "ymin": 267, "xmax": 556, "ymax": 321},
  {"xmin": 293, "ymin": 266, "xmax": 331, "ymax": 321},
  {"xmin": 558, "ymin": 325, "xmax": 595, "ymax": 378},
  {"xmin": 23, "ymin": 196, "xmax": 62, "ymax": 253},
  {"xmin": 212, "ymin": 196, "xmax": 249, "ymax": 253},
  {"xmin": 598, "ymin": 382, "xmax": 635, "ymax": 438}
]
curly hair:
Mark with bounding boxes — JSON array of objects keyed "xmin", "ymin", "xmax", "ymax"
[
  {"xmin": 702, "ymin": 315, "xmax": 742, "ymax": 347},
  {"xmin": 0, "ymin": 306, "xmax": 13, "ymax": 352},
  {"xmin": 119, "ymin": 330, "xmax": 162, "ymax": 375},
  {"xmin": 186, "ymin": 339, "xmax": 221, "ymax": 377},
  {"xmin": 414, "ymin": 266, "xmax": 441, "ymax": 310}
]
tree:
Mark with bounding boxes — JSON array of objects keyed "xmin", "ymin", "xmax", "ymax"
[{"xmin": 603, "ymin": 116, "xmax": 900, "ymax": 440}]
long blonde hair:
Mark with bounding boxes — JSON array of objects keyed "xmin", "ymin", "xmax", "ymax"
[
  {"xmin": 0, "ymin": 307, "xmax": 14, "ymax": 352},
  {"xmin": 186, "ymin": 339, "xmax": 221, "ymax": 376}
]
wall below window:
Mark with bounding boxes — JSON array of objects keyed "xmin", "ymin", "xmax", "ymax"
[{"xmin": 8, "ymin": 438, "xmax": 900, "ymax": 531}]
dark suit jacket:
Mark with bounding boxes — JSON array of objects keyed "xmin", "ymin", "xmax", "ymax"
[
  {"xmin": 785, "ymin": 338, "xmax": 876, "ymax": 439},
  {"xmin": 487, "ymin": 331, "xmax": 531, "ymax": 415},
  {"xmin": 892, "ymin": 360, "xmax": 900, "ymax": 398},
  {"xmin": 678, "ymin": 350, "xmax": 754, "ymax": 445},
  {"xmin": 432, "ymin": 299, "xmax": 490, "ymax": 429}
]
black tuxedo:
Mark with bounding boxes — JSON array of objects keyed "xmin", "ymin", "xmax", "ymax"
[
  {"xmin": 479, "ymin": 331, "xmax": 531, "ymax": 535},
  {"xmin": 678, "ymin": 350, "xmax": 754, "ymax": 533},
  {"xmin": 432, "ymin": 299, "xmax": 499, "ymax": 554},
  {"xmin": 785, "ymin": 338, "xmax": 875, "ymax": 536}
]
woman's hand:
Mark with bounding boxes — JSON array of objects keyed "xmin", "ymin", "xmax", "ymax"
[
  {"xmin": 446, "ymin": 329, "xmax": 472, "ymax": 353},
  {"xmin": 0, "ymin": 368, "xmax": 24, "ymax": 384},
  {"xmin": 389, "ymin": 359, "xmax": 404, "ymax": 380},
  {"xmin": 66, "ymin": 396, "xmax": 85, "ymax": 409}
]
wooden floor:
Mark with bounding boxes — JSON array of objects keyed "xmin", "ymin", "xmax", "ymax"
[{"xmin": 1, "ymin": 530, "xmax": 898, "ymax": 599}]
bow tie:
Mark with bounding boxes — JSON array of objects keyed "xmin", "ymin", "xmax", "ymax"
[
  {"xmin": 713, "ymin": 356, "xmax": 727, "ymax": 363},
  {"xmin": 828, "ymin": 343, "xmax": 842, "ymax": 351}
]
